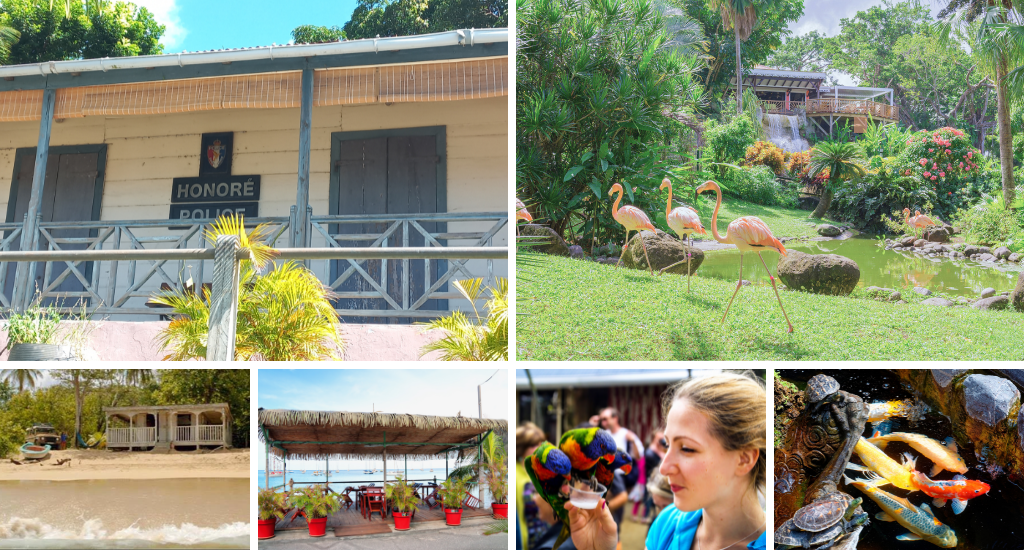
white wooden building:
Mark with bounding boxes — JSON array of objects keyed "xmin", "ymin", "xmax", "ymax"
[
  {"xmin": 104, "ymin": 403, "xmax": 232, "ymax": 450},
  {"xmin": 0, "ymin": 30, "xmax": 508, "ymax": 325}
]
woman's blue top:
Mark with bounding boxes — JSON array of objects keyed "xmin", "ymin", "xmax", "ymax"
[{"xmin": 645, "ymin": 507, "xmax": 767, "ymax": 550}]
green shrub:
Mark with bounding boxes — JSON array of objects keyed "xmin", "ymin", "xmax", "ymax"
[
  {"xmin": 831, "ymin": 164, "xmax": 935, "ymax": 232},
  {"xmin": 721, "ymin": 166, "xmax": 796, "ymax": 207},
  {"xmin": 891, "ymin": 127, "xmax": 984, "ymax": 221},
  {"xmin": 0, "ymin": 416, "xmax": 24, "ymax": 459},
  {"xmin": 953, "ymin": 194, "xmax": 1024, "ymax": 250},
  {"xmin": 704, "ymin": 116, "xmax": 759, "ymax": 175},
  {"xmin": 744, "ymin": 141, "xmax": 787, "ymax": 175}
]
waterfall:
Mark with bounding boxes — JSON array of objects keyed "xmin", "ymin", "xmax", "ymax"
[{"xmin": 763, "ymin": 113, "xmax": 809, "ymax": 153}]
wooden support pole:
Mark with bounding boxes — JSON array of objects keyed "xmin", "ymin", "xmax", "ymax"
[
  {"xmin": 265, "ymin": 440, "xmax": 270, "ymax": 489},
  {"xmin": 291, "ymin": 66, "xmax": 314, "ymax": 250},
  {"xmin": 206, "ymin": 234, "xmax": 240, "ymax": 361},
  {"xmin": 13, "ymin": 87, "xmax": 57, "ymax": 311}
]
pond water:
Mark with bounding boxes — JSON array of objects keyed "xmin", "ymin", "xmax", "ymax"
[
  {"xmin": 699, "ymin": 237, "xmax": 1022, "ymax": 298},
  {"xmin": 779, "ymin": 370, "xmax": 1024, "ymax": 550}
]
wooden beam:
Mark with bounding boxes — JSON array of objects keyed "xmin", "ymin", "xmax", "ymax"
[
  {"xmin": 0, "ymin": 43, "xmax": 508, "ymax": 92},
  {"xmin": 12, "ymin": 87, "xmax": 56, "ymax": 312},
  {"xmin": 206, "ymin": 234, "xmax": 240, "ymax": 361},
  {"xmin": 292, "ymin": 67, "xmax": 314, "ymax": 250}
]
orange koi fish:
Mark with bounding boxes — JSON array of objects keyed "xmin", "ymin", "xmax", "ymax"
[
  {"xmin": 911, "ymin": 471, "xmax": 990, "ymax": 515},
  {"xmin": 867, "ymin": 432, "xmax": 968, "ymax": 476}
]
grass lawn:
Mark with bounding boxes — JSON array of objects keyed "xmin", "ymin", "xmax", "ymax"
[
  {"xmin": 694, "ymin": 196, "xmax": 838, "ymax": 240},
  {"xmin": 516, "ymin": 253, "xmax": 1024, "ymax": 361}
]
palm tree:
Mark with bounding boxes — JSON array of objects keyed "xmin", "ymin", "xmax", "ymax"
[
  {"xmin": 151, "ymin": 214, "xmax": 342, "ymax": 360},
  {"xmin": 807, "ymin": 141, "xmax": 867, "ymax": 219},
  {"xmin": 708, "ymin": 0, "xmax": 778, "ymax": 113},
  {"xmin": 122, "ymin": 369, "xmax": 154, "ymax": 387},
  {"xmin": 420, "ymin": 278, "xmax": 508, "ymax": 361},
  {"xmin": 0, "ymin": 24, "xmax": 20, "ymax": 64},
  {"xmin": 1, "ymin": 369, "xmax": 43, "ymax": 392},
  {"xmin": 936, "ymin": 2, "xmax": 1023, "ymax": 207}
]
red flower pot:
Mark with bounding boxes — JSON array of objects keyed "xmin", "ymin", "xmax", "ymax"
[
  {"xmin": 257, "ymin": 519, "xmax": 277, "ymax": 540},
  {"xmin": 445, "ymin": 508, "xmax": 463, "ymax": 526},
  {"xmin": 306, "ymin": 517, "xmax": 328, "ymax": 537},
  {"xmin": 393, "ymin": 511, "xmax": 412, "ymax": 531},
  {"xmin": 491, "ymin": 503, "xmax": 508, "ymax": 519}
]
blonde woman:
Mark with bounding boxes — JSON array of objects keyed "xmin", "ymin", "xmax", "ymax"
[{"xmin": 563, "ymin": 373, "xmax": 766, "ymax": 550}]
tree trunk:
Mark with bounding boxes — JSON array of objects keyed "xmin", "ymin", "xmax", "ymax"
[
  {"xmin": 73, "ymin": 372, "xmax": 82, "ymax": 448},
  {"xmin": 811, "ymin": 189, "xmax": 833, "ymax": 219},
  {"xmin": 994, "ymin": 53, "xmax": 1016, "ymax": 207},
  {"xmin": 735, "ymin": 30, "xmax": 743, "ymax": 114}
]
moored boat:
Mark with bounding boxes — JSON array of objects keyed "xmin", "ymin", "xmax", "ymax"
[{"xmin": 20, "ymin": 443, "xmax": 51, "ymax": 460}]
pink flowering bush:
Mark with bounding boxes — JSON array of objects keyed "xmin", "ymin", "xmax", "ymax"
[{"xmin": 893, "ymin": 127, "xmax": 985, "ymax": 219}]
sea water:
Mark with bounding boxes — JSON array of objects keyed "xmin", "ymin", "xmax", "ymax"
[
  {"xmin": 256, "ymin": 467, "xmax": 444, "ymax": 492},
  {"xmin": 0, "ymin": 479, "xmax": 248, "ymax": 549}
]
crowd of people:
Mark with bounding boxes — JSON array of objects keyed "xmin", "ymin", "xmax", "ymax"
[{"xmin": 516, "ymin": 373, "xmax": 766, "ymax": 550}]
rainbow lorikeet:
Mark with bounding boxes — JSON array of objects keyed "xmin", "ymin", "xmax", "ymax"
[
  {"xmin": 595, "ymin": 449, "xmax": 633, "ymax": 487},
  {"xmin": 559, "ymin": 427, "xmax": 617, "ymax": 486},
  {"xmin": 524, "ymin": 442, "xmax": 573, "ymax": 549}
]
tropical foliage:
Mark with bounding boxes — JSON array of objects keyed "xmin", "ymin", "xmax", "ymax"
[
  {"xmin": 151, "ymin": 215, "xmax": 342, "ymax": 361},
  {"xmin": 291, "ymin": 25, "xmax": 344, "ymax": 44},
  {"xmin": 341, "ymin": 0, "xmax": 506, "ymax": 40},
  {"xmin": 259, "ymin": 488, "xmax": 289, "ymax": 521},
  {"xmin": 289, "ymin": 484, "xmax": 341, "ymax": 519},
  {"xmin": 420, "ymin": 278, "xmax": 507, "ymax": 361},
  {"xmin": 385, "ymin": 475, "xmax": 422, "ymax": 514},
  {"xmin": 437, "ymin": 474, "xmax": 472, "ymax": 509},
  {"xmin": 807, "ymin": 141, "xmax": 867, "ymax": 218}
]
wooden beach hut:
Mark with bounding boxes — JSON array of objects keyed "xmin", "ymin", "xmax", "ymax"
[
  {"xmin": 258, "ymin": 408, "xmax": 507, "ymax": 537},
  {"xmin": 104, "ymin": 403, "xmax": 231, "ymax": 451}
]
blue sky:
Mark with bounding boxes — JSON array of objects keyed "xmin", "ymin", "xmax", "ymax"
[
  {"xmin": 257, "ymin": 369, "xmax": 508, "ymax": 469},
  {"xmin": 134, "ymin": 0, "xmax": 359, "ymax": 53}
]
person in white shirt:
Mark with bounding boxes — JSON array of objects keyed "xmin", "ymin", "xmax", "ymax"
[{"xmin": 598, "ymin": 407, "xmax": 643, "ymax": 461}]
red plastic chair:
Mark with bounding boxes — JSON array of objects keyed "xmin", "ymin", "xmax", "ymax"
[{"xmin": 462, "ymin": 491, "xmax": 481, "ymax": 509}]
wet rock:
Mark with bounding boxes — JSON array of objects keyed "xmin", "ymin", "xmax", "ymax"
[
  {"xmin": 596, "ymin": 257, "xmax": 620, "ymax": 266},
  {"xmin": 963, "ymin": 245, "xmax": 981, "ymax": 257},
  {"xmin": 896, "ymin": 300, "xmax": 908, "ymax": 304},
  {"xmin": 978, "ymin": 246, "xmax": 992, "ymax": 255},
  {"xmin": 963, "ymin": 374, "xmax": 1021, "ymax": 427},
  {"xmin": 924, "ymin": 227, "xmax": 950, "ymax": 243},
  {"xmin": 932, "ymin": 369, "xmax": 968, "ymax": 389},
  {"xmin": 971, "ymin": 295, "xmax": 1009, "ymax": 311},
  {"xmin": 1009, "ymin": 253, "xmax": 1022, "ymax": 263},
  {"xmin": 817, "ymin": 224, "xmax": 842, "ymax": 237},
  {"xmin": 994, "ymin": 369, "xmax": 1024, "ymax": 390},
  {"xmin": 994, "ymin": 246, "xmax": 1012, "ymax": 260},
  {"xmin": 889, "ymin": 291, "xmax": 902, "ymax": 302},
  {"xmin": 741, "ymin": 280, "xmax": 752, "ymax": 286},
  {"xmin": 865, "ymin": 286, "xmax": 895, "ymax": 298},
  {"xmin": 777, "ymin": 250, "xmax": 860, "ymax": 296},
  {"xmin": 980, "ymin": 288, "xmax": 996, "ymax": 299},
  {"xmin": 978, "ymin": 253, "xmax": 997, "ymax": 262},
  {"xmin": 568, "ymin": 245, "xmax": 584, "ymax": 259},
  {"xmin": 900, "ymin": 236, "xmax": 917, "ymax": 247},
  {"xmin": 914, "ymin": 239, "xmax": 926, "ymax": 248},
  {"xmin": 912, "ymin": 287, "xmax": 932, "ymax": 296},
  {"xmin": 1010, "ymin": 272, "xmax": 1024, "ymax": 312},
  {"xmin": 623, "ymin": 230, "xmax": 704, "ymax": 274},
  {"xmin": 921, "ymin": 297, "xmax": 953, "ymax": 307},
  {"xmin": 520, "ymin": 224, "xmax": 571, "ymax": 256}
]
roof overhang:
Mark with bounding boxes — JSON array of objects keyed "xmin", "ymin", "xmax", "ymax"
[
  {"xmin": 515, "ymin": 369, "xmax": 699, "ymax": 390},
  {"xmin": 818, "ymin": 86, "xmax": 892, "ymax": 100},
  {"xmin": 730, "ymin": 68, "xmax": 826, "ymax": 91},
  {"xmin": 103, "ymin": 403, "xmax": 230, "ymax": 413},
  {"xmin": 258, "ymin": 409, "xmax": 507, "ymax": 461},
  {"xmin": 0, "ymin": 28, "xmax": 508, "ymax": 93}
]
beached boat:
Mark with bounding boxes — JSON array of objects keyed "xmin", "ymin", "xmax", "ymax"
[{"xmin": 20, "ymin": 443, "xmax": 51, "ymax": 460}]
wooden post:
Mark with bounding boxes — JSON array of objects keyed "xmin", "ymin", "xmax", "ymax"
[
  {"xmin": 206, "ymin": 235, "xmax": 240, "ymax": 361},
  {"xmin": 291, "ymin": 67, "xmax": 314, "ymax": 250},
  {"xmin": 265, "ymin": 440, "xmax": 270, "ymax": 489},
  {"xmin": 13, "ymin": 88, "xmax": 57, "ymax": 311}
]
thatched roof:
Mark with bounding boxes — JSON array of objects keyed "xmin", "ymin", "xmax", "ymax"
[{"xmin": 258, "ymin": 409, "xmax": 507, "ymax": 461}]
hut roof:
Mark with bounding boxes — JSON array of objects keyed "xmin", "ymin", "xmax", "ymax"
[{"xmin": 258, "ymin": 409, "xmax": 506, "ymax": 461}]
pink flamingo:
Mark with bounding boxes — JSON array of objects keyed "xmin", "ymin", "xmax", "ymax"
[
  {"xmin": 658, "ymin": 178, "xmax": 706, "ymax": 291},
  {"xmin": 608, "ymin": 183, "xmax": 656, "ymax": 275},
  {"xmin": 903, "ymin": 208, "xmax": 938, "ymax": 237},
  {"xmin": 515, "ymin": 197, "xmax": 533, "ymax": 235},
  {"xmin": 697, "ymin": 180, "xmax": 794, "ymax": 333}
]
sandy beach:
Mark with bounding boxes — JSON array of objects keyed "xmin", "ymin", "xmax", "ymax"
[{"xmin": 0, "ymin": 448, "xmax": 250, "ymax": 481}]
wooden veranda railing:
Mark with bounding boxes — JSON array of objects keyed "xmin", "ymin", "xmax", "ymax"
[
  {"xmin": 0, "ymin": 212, "xmax": 507, "ymax": 320},
  {"xmin": 760, "ymin": 99, "xmax": 899, "ymax": 121},
  {"xmin": 176, "ymin": 425, "xmax": 225, "ymax": 443},
  {"xmin": 107, "ymin": 426, "xmax": 156, "ymax": 445}
]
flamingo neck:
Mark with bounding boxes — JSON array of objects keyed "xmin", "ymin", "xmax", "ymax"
[
  {"xmin": 612, "ymin": 188, "xmax": 622, "ymax": 221},
  {"xmin": 665, "ymin": 184, "xmax": 673, "ymax": 218},
  {"xmin": 708, "ymin": 185, "xmax": 728, "ymax": 244},
  {"xmin": 904, "ymin": 212, "xmax": 911, "ymax": 225}
]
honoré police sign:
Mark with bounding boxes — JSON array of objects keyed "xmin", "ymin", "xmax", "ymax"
[{"xmin": 169, "ymin": 131, "xmax": 261, "ymax": 219}]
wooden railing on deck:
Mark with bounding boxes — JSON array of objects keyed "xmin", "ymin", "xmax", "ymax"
[{"xmin": 760, "ymin": 99, "xmax": 899, "ymax": 121}]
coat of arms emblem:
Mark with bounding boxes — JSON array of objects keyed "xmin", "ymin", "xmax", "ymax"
[{"xmin": 207, "ymin": 140, "xmax": 226, "ymax": 169}]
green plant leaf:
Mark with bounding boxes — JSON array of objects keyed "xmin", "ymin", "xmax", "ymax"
[{"xmin": 564, "ymin": 165, "xmax": 585, "ymax": 182}]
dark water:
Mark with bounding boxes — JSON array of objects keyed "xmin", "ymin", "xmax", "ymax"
[
  {"xmin": 779, "ymin": 370, "xmax": 1024, "ymax": 550},
  {"xmin": 701, "ymin": 238, "xmax": 1022, "ymax": 298}
]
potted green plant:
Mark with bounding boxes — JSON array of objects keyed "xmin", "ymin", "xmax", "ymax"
[
  {"xmin": 3, "ymin": 304, "xmax": 73, "ymax": 360},
  {"xmin": 289, "ymin": 484, "xmax": 340, "ymax": 537},
  {"xmin": 437, "ymin": 475, "xmax": 470, "ymax": 526},
  {"xmin": 384, "ymin": 475, "xmax": 421, "ymax": 531},
  {"xmin": 258, "ymin": 488, "xmax": 287, "ymax": 539},
  {"xmin": 484, "ymin": 455, "xmax": 508, "ymax": 519}
]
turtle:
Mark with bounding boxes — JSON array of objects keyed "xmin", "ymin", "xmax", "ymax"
[
  {"xmin": 775, "ymin": 492, "xmax": 868, "ymax": 550},
  {"xmin": 805, "ymin": 375, "xmax": 840, "ymax": 404},
  {"xmin": 792, "ymin": 492, "xmax": 858, "ymax": 532}
]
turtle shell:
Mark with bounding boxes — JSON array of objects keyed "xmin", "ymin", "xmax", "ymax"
[
  {"xmin": 805, "ymin": 375, "xmax": 840, "ymax": 403},
  {"xmin": 792, "ymin": 493, "xmax": 852, "ymax": 532},
  {"xmin": 773, "ymin": 519, "xmax": 807, "ymax": 549}
]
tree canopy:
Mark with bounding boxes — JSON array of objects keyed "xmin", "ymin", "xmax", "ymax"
[
  {"xmin": 0, "ymin": 0, "xmax": 164, "ymax": 65},
  {"xmin": 291, "ymin": 0, "xmax": 506, "ymax": 43}
]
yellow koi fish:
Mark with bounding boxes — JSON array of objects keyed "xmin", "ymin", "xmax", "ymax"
[
  {"xmin": 847, "ymin": 437, "xmax": 917, "ymax": 491},
  {"xmin": 866, "ymin": 400, "xmax": 914, "ymax": 423},
  {"xmin": 847, "ymin": 474, "xmax": 958, "ymax": 548},
  {"xmin": 867, "ymin": 432, "xmax": 968, "ymax": 476}
]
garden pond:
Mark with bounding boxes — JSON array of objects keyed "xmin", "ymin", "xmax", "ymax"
[
  {"xmin": 699, "ymin": 237, "xmax": 1022, "ymax": 298},
  {"xmin": 777, "ymin": 370, "xmax": 1024, "ymax": 550}
]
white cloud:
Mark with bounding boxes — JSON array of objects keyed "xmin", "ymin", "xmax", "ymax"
[{"xmin": 133, "ymin": 0, "xmax": 187, "ymax": 51}]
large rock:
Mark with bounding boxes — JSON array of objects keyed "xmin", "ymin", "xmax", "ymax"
[
  {"xmin": 993, "ymin": 246, "xmax": 1012, "ymax": 260},
  {"xmin": 980, "ymin": 287, "xmax": 996, "ymax": 299},
  {"xmin": 623, "ymin": 230, "xmax": 705, "ymax": 274},
  {"xmin": 912, "ymin": 287, "xmax": 932, "ymax": 296},
  {"xmin": 1011, "ymin": 272, "xmax": 1024, "ymax": 312},
  {"xmin": 817, "ymin": 224, "xmax": 842, "ymax": 237},
  {"xmin": 963, "ymin": 245, "xmax": 981, "ymax": 257},
  {"xmin": 963, "ymin": 374, "xmax": 1020, "ymax": 427},
  {"xmin": 520, "ymin": 224, "xmax": 571, "ymax": 256},
  {"xmin": 971, "ymin": 295, "xmax": 1009, "ymax": 311},
  {"xmin": 900, "ymin": 236, "xmax": 917, "ymax": 247},
  {"xmin": 932, "ymin": 369, "xmax": 968, "ymax": 389},
  {"xmin": 921, "ymin": 297, "xmax": 954, "ymax": 307},
  {"xmin": 924, "ymin": 227, "xmax": 950, "ymax": 243},
  {"xmin": 1008, "ymin": 252, "xmax": 1022, "ymax": 263},
  {"xmin": 568, "ymin": 245, "xmax": 584, "ymax": 259},
  {"xmin": 777, "ymin": 250, "xmax": 859, "ymax": 296}
]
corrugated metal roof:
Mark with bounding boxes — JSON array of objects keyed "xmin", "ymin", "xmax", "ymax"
[
  {"xmin": 515, "ymin": 369, "xmax": 714, "ymax": 389},
  {"xmin": 747, "ymin": 68, "xmax": 827, "ymax": 80}
]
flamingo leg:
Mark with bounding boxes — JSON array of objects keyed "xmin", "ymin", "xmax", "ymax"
[
  {"xmin": 757, "ymin": 251, "xmax": 794, "ymax": 333},
  {"xmin": 722, "ymin": 253, "xmax": 744, "ymax": 323},
  {"xmin": 615, "ymin": 230, "xmax": 630, "ymax": 269},
  {"xmin": 639, "ymin": 232, "xmax": 654, "ymax": 275},
  {"xmin": 687, "ymin": 234, "xmax": 691, "ymax": 292}
]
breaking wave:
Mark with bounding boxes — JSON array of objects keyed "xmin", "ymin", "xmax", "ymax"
[{"xmin": 0, "ymin": 518, "xmax": 249, "ymax": 548}]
